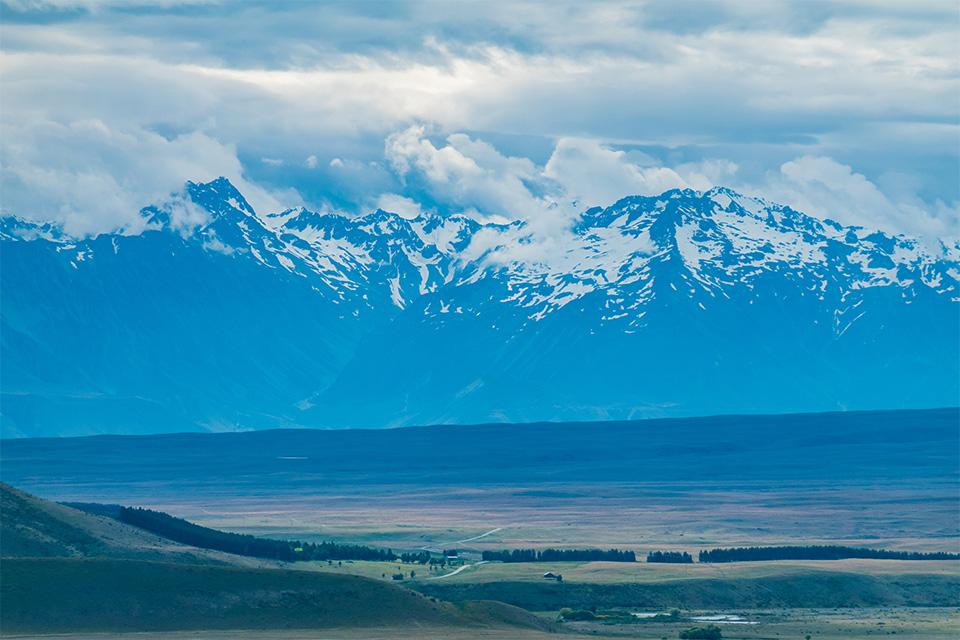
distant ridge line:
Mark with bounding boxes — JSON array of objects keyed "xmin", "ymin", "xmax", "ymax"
[{"xmin": 4, "ymin": 405, "xmax": 956, "ymax": 441}]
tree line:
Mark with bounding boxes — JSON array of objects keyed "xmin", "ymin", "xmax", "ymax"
[
  {"xmin": 481, "ymin": 548, "xmax": 636, "ymax": 563},
  {"xmin": 118, "ymin": 506, "xmax": 397, "ymax": 562},
  {"xmin": 399, "ymin": 551, "xmax": 431, "ymax": 564},
  {"xmin": 698, "ymin": 545, "xmax": 959, "ymax": 563},
  {"xmin": 300, "ymin": 540, "xmax": 397, "ymax": 562},
  {"xmin": 646, "ymin": 551, "xmax": 693, "ymax": 563}
]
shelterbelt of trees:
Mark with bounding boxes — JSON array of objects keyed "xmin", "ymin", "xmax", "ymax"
[
  {"xmin": 698, "ymin": 545, "xmax": 960, "ymax": 563},
  {"xmin": 481, "ymin": 548, "xmax": 636, "ymax": 562},
  {"xmin": 118, "ymin": 507, "xmax": 397, "ymax": 562},
  {"xmin": 647, "ymin": 551, "xmax": 694, "ymax": 563}
]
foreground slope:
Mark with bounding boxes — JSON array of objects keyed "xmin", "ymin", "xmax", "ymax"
[
  {"xmin": 2, "ymin": 179, "xmax": 958, "ymax": 434},
  {"xmin": 0, "ymin": 482, "xmax": 275, "ymax": 567},
  {"xmin": 0, "ymin": 558, "xmax": 556, "ymax": 635},
  {"xmin": 416, "ymin": 567, "xmax": 960, "ymax": 610},
  {"xmin": 0, "ymin": 483, "xmax": 557, "ymax": 635}
]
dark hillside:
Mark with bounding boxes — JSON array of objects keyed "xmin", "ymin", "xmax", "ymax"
[
  {"xmin": 0, "ymin": 557, "xmax": 557, "ymax": 635},
  {"xmin": 3, "ymin": 408, "xmax": 957, "ymax": 492},
  {"xmin": 0, "ymin": 482, "xmax": 273, "ymax": 567}
]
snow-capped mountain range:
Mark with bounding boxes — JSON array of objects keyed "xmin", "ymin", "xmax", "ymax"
[{"xmin": 2, "ymin": 177, "xmax": 957, "ymax": 436}]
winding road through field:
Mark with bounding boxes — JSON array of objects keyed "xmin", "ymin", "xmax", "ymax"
[
  {"xmin": 456, "ymin": 527, "xmax": 503, "ymax": 544},
  {"xmin": 419, "ymin": 527, "xmax": 504, "ymax": 553},
  {"xmin": 429, "ymin": 560, "xmax": 488, "ymax": 580}
]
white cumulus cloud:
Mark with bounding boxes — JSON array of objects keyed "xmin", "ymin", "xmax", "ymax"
[
  {"xmin": 544, "ymin": 138, "xmax": 690, "ymax": 207},
  {"xmin": 0, "ymin": 118, "xmax": 294, "ymax": 237},
  {"xmin": 374, "ymin": 193, "xmax": 423, "ymax": 220},
  {"xmin": 385, "ymin": 124, "xmax": 554, "ymax": 222},
  {"xmin": 758, "ymin": 156, "xmax": 958, "ymax": 243}
]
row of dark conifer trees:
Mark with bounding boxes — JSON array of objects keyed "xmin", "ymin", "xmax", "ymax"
[
  {"xmin": 118, "ymin": 506, "xmax": 396, "ymax": 562},
  {"xmin": 481, "ymin": 548, "xmax": 636, "ymax": 562},
  {"xmin": 646, "ymin": 551, "xmax": 693, "ymax": 563},
  {"xmin": 698, "ymin": 545, "xmax": 959, "ymax": 563}
]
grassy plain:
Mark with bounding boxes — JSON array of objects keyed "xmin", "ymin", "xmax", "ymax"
[
  {"xmin": 295, "ymin": 557, "xmax": 960, "ymax": 584},
  {"xmin": 4, "ymin": 608, "xmax": 958, "ymax": 640},
  {"xmin": 291, "ymin": 557, "xmax": 959, "ymax": 612},
  {"xmin": 2, "ymin": 410, "xmax": 956, "ymax": 635},
  {"xmin": 30, "ymin": 480, "xmax": 954, "ymax": 559},
  {"xmin": 557, "ymin": 607, "xmax": 960, "ymax": 639},
  {"xmin": 3, "ymin": 410, "xmax": 956, "ymax": 556}
]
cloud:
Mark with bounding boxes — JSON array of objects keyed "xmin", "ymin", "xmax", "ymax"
[
  {"xmin": 544, "ymin": 138, "xmax": 690, "ymax": 207},
  {"xmin": 758, "ymin": 155, "xmax": 959, "ymax": 243},
  {"xmin": 1, "ymin": 0, "xmax": 215, "ymax": 10},
  {"xmin": 385, "ymin": 124, "xmax": 554, "ymax": 222},
  {"xmin": 0, "ymin": 118, "xmax": 293, "ymax": 236},
  {"xmin": 375, "ymin": 193, "xmax": 423, "ymax": 220},
  {"xmin": 383, "ymin": 126, "xmax": 595, "ymax": 266},
  {"xmin": 152, "ymin": 192, "xmax": 210, "ymax": 233},
  {"xmin": 0, "ymin": 1, "xmax": 955, "ymax": 243},
  {"xmin": 382, "ymin": 126, "xmax": 957, "ymax": 252}
]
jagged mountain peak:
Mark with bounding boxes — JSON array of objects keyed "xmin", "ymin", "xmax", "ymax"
[{"xmin": 187, "ymin": 177, "xmax": 257, "ymax": 219}]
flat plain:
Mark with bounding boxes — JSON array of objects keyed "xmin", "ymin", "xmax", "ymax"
[
  {"xmin": 4, "ymin": 608, "xmax": 959, "ymax": 640},
  {"xmin": 2, "ymin": 409, "xmax": 957, "ymax": 637},
  {"xmin": 2, "ymin": 409, "xmax": 956, "ymax": 554}
]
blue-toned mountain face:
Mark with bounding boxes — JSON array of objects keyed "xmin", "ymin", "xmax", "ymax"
[{"xmin": 2, "ymin": 179, "xmax": 957, "ymax": 436}]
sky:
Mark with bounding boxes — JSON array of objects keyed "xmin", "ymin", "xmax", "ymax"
[{"xmin": 1, "ymin": 0, "xmax": 957, "ymax": 246}]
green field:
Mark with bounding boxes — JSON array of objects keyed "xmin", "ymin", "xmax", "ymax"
[
  {"xmin": 415, "ymin": 558, "xmax": 960, "ymax": 584},
  {"xmin": 0, "ymin": 557, "xmax": 556, "ymax": 636},
  {"xmin": 284, "ymin": 557, "xmax": 960, "ymax": 612},
  {"xmin": 4, "ymin": 608, "xmax": 958, "ymax": 640},
  {"xmin": 556, "ymin": 607, "xmax": 960, "ymax": 639},
  {"xmin": 293, "ymin": 556, "xmax": 960, "ymax": 584}
]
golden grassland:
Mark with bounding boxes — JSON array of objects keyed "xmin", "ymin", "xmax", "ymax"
[{"xmin": 153, "ymin": 480, "xmax": 959, "ymax": 557}]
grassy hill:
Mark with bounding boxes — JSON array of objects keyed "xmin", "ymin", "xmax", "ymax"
[
  {"xmin": 0, "ymin": 483, "xmax": 557, "ymax": 635},
  {"xmin": 416, "ymin": 570, "xmax": 960, "ymax": 611},
  {"xmin": 0, "ymin": 557, "xmax": 557, "ymax": 635},
  {"xmin": 0, "ymin": 482, "xmax": 275, "ymax": 567}
]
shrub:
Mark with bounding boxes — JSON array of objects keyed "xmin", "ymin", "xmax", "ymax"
[
  {"xmin": 679, "ymin": 624, "xmax": 722, "ymax": 639},
  {"xmin": 558, "ymin": 608, "xmax": 596, "ymax": 621}
]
